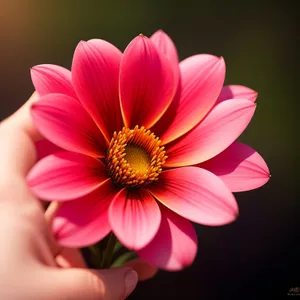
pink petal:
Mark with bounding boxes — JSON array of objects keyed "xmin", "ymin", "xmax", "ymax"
[
  {"xmin": 53, "ymin": 180, "xmax": 116, "ymax": 247},
  {"xmin": 31, "ymin": 94, "xmax": 106, "ymax": 158},
  {"xmin": 35, "ymin": 139, "xmax": 63, "ymax": 160},
  {"xmin": 72, "ymin": 40, "xmax": 123, "ymax": 142},
  {"xmin": 165, "ymin": 99, "xmax": 256, "ymax": 167},
  {"xmin": 216, "ymin": 85, "xmax": 258, "ymax": 104},
  {"xmin": 138, "ymin": 205, "xmax": 197, "ymax": 271},
  {"xmin": 150, "ymin": 30, "xmax": 180, "ymax": 100},
  {"xmin": 199, "ymin": 142, "xmax": 270, "ymax": 192},
  {"xmin": 148, "ymin": 167, "xmax": 238, "ymax": 226},
  {"xmin": 150, "ymin": 29, "xmax": 179, "ymax": 66},
  {"xmin": 109, "ymin": 188, "xmax": 161, "ymax": 250},
  {"xmin": 119, "ymin": 35, "xmax": 177, "ymax": 129},
  {"xmin": 27, "ymin": 152, "xmax": 109, "ymax": 201},
  {"xmin": 158, "ymin": 55, "xmax": 226, "ymax": 145},
  {"xmin": 31, "ymin": 64, "xmax": 77, "ymax": 99}
]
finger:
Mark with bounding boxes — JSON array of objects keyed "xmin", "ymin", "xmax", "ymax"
[
  {"xmin": 1, "ymin": 91, "xmax": 42, "ymax": 141},
  {"xmin": 125, "ymin": 258, "xmax": 158, "ymax": 281},
  {"xmin": 0, "ymin": 126, "xmax": 37, "ymax": 178},
  {"xmin": 0, "ymin": 93, "xmax": 62, "ymax": 267},
  {"xmin": 0, "ymin": 92, "xmax": 42, "ymax": 178},
  {"xmin": 42, "ymin": 201, "xmax": 63, "ymax": 257},
  {"xmin": 45, "ymin": 201, "xmax": 62, "ymax": 224},
  {"xmin": 0, "ymin": 92, "xmax": 59, "ymax": 256},
  {"xmin": 45, "ymin": 203, "xmax": 88, "ymax": 269},
  {"xmin": 47, "ymin": 267, "xmax": 138, "ymax": 300},
  {"xmin": 56, "ymin": 248, "xmax": 87, "ymax": 268}
]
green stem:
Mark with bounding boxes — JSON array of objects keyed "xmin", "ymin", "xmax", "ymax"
[
  {"xmin": 88, "ymin": 245, "xmax": 103, "ymax": 268},
  {"xmin": 111, "ymin": 251, "xmax": 138, "ymax": 268},
  {"xmin": 113, "ymin": 240, "xmax": 123, "ymax": 254},
  {"xmin": 100, "ymin": 233, "xmax": 117, "ymax": 268}
]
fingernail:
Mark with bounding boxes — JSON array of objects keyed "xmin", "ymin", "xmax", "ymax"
[{"xmin": 124, "ymin": 269, "xmax": 138, "ymax": 298}]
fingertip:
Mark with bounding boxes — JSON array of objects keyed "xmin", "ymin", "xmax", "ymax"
[
  {"xmin": 49, "ymin": 266, "xmax": 138, "ymax": 300},
  {"xmin": 124, "ymin": 269, "xmax": 138, "ymax": 298},
  {"xmin": 125, "ymin": 258, "xmax": 158, "ymax": 281},
  {"xmin": 2, "ymin": 91, "xmax": 43, "ymax": 141}
]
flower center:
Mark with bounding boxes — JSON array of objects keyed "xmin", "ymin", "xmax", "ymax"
[{"xmin": 106, "ymin": 126, "xmax": 167, "ymax": 188}]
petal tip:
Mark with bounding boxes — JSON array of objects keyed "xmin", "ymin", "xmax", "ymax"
[
  {"xmin": 153, "ymin": 29, "xmax": 166, "ymax": 36},
  {"xmin": 242, "ymin": 99, "xmax": 257, "ymax": 109},
  {"xmin": 30, "ymin": 67, "xmax": 36, "ymax": 78},
  {"xmin": 30, "ymin": 65, "xmax": 44, "ymax": 75},
  {"xmin": 217, "ymin": 56, "xmax": 226, "ymax": 67},
  {"xmin": 263, "ymin": 169, "xmax": 271, "ymax": 181},
  {"xmin": 229, "ymin": 202, "xmax": 239, "ymax": 223},
  {"xmin": 261, "ymin": 160, "xmax": 271, "ymax": 178},
  {"xmin": 30, "ymin": 99, "xmax": 42, "ymax": 114},
  {"xmin": 249, "ymin": 90, "xmax": 258, "ymax": 102},
  {"xmin": 76, "ymin": 40, "xmax": 88, "ymax": 50},
  {"xmin": 251, "ymin": 102, "xmax": 257, "ymax": 109},
  {"xmin": 135, "ymin": 34, "xmax": 149, "ymax": 43},
  {"xmin": 30, "ymin": 102, "xmax": 37, "ymax": 112},
  {"xmin": 219, "ymin": 209, "xmax": 239, "ymax": 226},
  {"xmin": 206, "ymin": 55, "xmax": 225, "ymax": 75}
]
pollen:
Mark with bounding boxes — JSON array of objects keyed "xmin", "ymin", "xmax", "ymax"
[{"xmin": 106, "ymin": 126, "xmax": 167, "ymax": 188}]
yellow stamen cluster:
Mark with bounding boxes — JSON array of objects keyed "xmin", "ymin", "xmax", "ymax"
[{"xmin": 106, "ymin": 126, "xmax": 167, "ymax": 188}]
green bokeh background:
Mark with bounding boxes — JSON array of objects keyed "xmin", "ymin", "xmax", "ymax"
[{"xmin": 0, "ymin": 1, "xmax": 297, "ymax": 299}]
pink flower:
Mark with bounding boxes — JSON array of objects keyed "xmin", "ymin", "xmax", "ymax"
[{"xmin": 27, "ymin": 30, "xmax": 270, "ymax": 271}]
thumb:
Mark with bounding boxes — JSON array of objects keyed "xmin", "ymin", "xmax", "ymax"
[{"xmin": 47, "ymin": 267, "xmax": 138, "ymax": 300}]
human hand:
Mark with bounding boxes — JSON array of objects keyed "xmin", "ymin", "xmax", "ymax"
[{"xmin": 0, "ymin": 93, "xmax": 157, "ymax": 300}]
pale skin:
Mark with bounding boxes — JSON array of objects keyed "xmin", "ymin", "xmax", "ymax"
[{"xmin": 0, "ymin": 93, "xmax": 157, "ymax": 300}]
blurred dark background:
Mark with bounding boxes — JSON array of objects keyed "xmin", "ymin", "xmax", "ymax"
[{"xmin": 0, "ymin": 0, "xmax": 298, "ymax": 299}]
